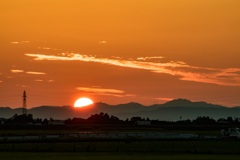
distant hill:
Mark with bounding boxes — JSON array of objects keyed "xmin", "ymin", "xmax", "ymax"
[
  {"xmin": 0, "ymin": 99, "xmax": 239, "ymax": 121},
  {"xmin": 160, "ymin": 98, "xmax": 225, "ymax": 108}
]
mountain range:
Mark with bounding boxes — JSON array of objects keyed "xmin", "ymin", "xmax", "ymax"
[{"xmin": 0, "ymin": 99, "xmax": 239, "ymax": 121}]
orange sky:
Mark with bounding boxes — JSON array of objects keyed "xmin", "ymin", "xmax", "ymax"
[{"xmin": 0, "ymin": 0, "xmax": 240, "ymax": 108}]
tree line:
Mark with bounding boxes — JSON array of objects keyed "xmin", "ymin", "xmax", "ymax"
[{"xmin": 1, "ymin": 112, "xmax": 239, "ymax": 126}]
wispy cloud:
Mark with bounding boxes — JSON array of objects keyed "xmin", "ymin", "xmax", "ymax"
[
  {"xmin": 33, "ymin": 79, "xmax": 54, "ymax": 83},
  {"xmin": 26, "ymin": 71, "xmax": 46, "ymax": 75},
  {"xmin": 48, "ymin": 79, "xmax": 54, "ymax": 83},
  {"xmin": 25, "ymin": 53, "xmax": 240, "ymax": 86},
  {"xmin": 38, "ymin": 47, "xmax": 59, "ymax": 51},
  {"xmin": 99, "ymin": 41, "xmax": 108, "ymax": 44},
  {"xmin": 155, "ymin": 97, "xmax": 174, "ymax": 102},
  {"xmin": 34, "ymin": 79, "xmax": 44, "ymax": 82},
  {"xmin": 76, "ymin": 86, "xmax": 135, "ymax": 97},
  {"xmin": 42, "ymin": 47, "xmax": 51, "ymax": 50},
  {"xmin": 6, "ymin": 76, "xmax": 13, "ymax": 79},
  {"xmin": 10, "ymin": 41, "xmax": 29, "ymax": 44},
  {"xmin": 11, "ymin": 69, "xmax": 24, "ymax": 73},
  {"xmin": 137, "ymin": 56, "xmax": 164, "ymax": 60},
  {"xmin": 16, "ymin": 84, "xmax": 28, "ymax": 88},
  {"xmin": 11, "ymin": 42, "xmax": 20, "ymax": 44},
  {"xmin": 10, "ymin": 69, "xmax": 46, "ymax": 75}
]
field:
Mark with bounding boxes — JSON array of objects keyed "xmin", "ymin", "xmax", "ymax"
[
  {"xmin": 0, "ymin": 140, "xmax": 239, "ymax": 153},
  {"xmin": 0, "ymin": 126, "xmax": 239, "ymax": 159},
  {"xmin": 0, "ymin": 152, "xmax": 240, "ymax": 160}
]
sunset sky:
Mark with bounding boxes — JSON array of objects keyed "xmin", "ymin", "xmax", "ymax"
[{"xmin": 1, "ymin": 0, "xmax": 240, "ymax": 108}]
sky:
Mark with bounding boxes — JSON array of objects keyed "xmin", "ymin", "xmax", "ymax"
[{"xmin": 0, "ymin": 0, "xmax": 240, "ymax": 108}]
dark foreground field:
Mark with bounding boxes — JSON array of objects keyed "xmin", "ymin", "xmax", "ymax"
[
  {"xmin": 0, "ymin": 140, "xmax": 240, "ymax": 153},
  {"xmin": 0, "ymin": 140, "xmax": 239, "ymax": 160},
  {"xmin": 0, "ymin": 152, "xmax": 240, "ymax": 160},
  {"xmin": 0, "ymin": 125, "xmax": 239, "ymax": 159}
]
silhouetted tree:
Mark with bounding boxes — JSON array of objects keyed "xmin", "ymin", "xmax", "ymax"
[
  {"xmin": 34, "ymin": 118, "xmax": 42, "ymax": 124},
  {"xmin": 193, "ymin": 116, "xmax": 216, "ymax": 125},
  {"xmin": 42, "ymin": 118, "xmax": 49, "ymax": 125},
  {"xmin": 176, "ymin": 119, "xmax": 192, "ymax": 125},
  {"xmin": 234, "ymin": 117, "xmax": 239, "ymax": 124},
  {"xmin": 217, "ymin": 118, "xmax": 227, "ymax": 123},
  {"xmin": 8, "ymin": 114, "xmax": 34, "ymax": 124},
  {"xmin": 227, "ymin": 116, "xmax": 234, "ymax": 123},
  {"xmin": 130, "ymin": 117, "xmax": 143, "ymax": 123}
]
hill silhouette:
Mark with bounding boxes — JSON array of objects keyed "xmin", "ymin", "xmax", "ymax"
[
  {"xmin": 160, "ymin": 98, "xmax": 225, "ymax": 108},
  {"xmin": 0, "ymin": 99, "xmax": 239, "ymax": 121}
]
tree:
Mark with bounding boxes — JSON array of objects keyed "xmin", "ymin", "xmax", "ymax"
[
  {"xmin": 193, "ymin": 116, "xmax": 216, "ymax": 125},
  {"xmin": 227, "ymin": 117, "xmax": 234, "ymax": 123},
  {"xmin": 8, "ymin": 114, "xmax": 34, "ymax": 124},
  {"xmin": 130, "ymin": 117, "xmax": 143, "ymax": 123}
]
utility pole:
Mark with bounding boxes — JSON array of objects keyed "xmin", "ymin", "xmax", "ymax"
[{"xmin": 22, "ymin": 90, "xmax": 27, "ymax": 115}]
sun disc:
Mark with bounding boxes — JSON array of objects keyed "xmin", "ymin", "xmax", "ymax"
[{"xmin": 74, "ymin": 97, "xmax": 94, "ymax": 108}]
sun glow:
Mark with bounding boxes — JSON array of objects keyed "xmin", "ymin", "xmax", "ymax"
[{"xmin": 74, "ymin": 97, "xmax": 94, "ymax": 108}]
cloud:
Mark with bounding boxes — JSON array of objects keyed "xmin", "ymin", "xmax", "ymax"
[
  {"xmin": 10, "ymin": 69, "xmax": 46, "ymax": 75},
  {"xmin": 41, "ymin": 47, "xmax": 51, "ymax": 50},
  {"xmin": 155, "ymin": 97, "xmax": 174, "ymax": 102},
  {"xmin": 34, "ymin": 79, "xmax": 44, "ymax": 82},
  {"xmin": 6, "ymin": 76, "xmax": 13, "ymax": 79},
  {"xmin": 48, "ymin": 79, "xmax": 54, "ymax": 82},
  {"xmin": 10, "ymin": 41, "xmax": 29, "ymax": 44},
  {"xmin": 11, "ymin": 69, "xmax": 24, "ymax": 73},
  {"xmin": 16, "ymin": 84, "xmax": 28, "ymax": 88},
  {"xmin": 26, "ymin": 71, "xmax": 46, "ymax": 75},
  {"xmin": 137, "ymin": 56, "xmax": 164, "ymax": 60},
  {"xmin": 0, "ymin": 81, "xmax": 3, "ymax": 83},
  {"xmin": 11, "ymin": 42, "xmax": 20, "ymax": 44},
  {"xmin": 25, "ymin": 53, "xmax": 240, "ymax": 86},
  {"xmin": 76, "ymin": 87, "xmax": 134, "ymax": 97},
  {"xmin": 38, "ymin": 47, "xmax": 59, "ymax": 51},
  {"xmin": 8, "ymin": 68, "xmax": 50, "ymax": 83},
  {"xmin": 99, "ymin": 41, "xmax": 108, "ymax": 44}
]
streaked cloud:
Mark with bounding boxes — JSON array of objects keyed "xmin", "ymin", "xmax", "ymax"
[
  {"xmin": 99, "ymin": 41, "xmax": 108, "ymax": 44},
  {"xmin": 25, "ymin": 53, "xmax": 240, "ymax": 86},
  {"xmin": 16, "ymin": 84, "xmax": 28, "ymax": 88},
  {"xmin": 34, "ymin": 79, "xmax": 44, "ymax": 82},
  {"xmin": 48, "ymin": 79, "xmax": 54, "ymax": 83},
  {"xmin": 76, "ymin": 86, "xmax": 134, "ymax": 97},
  {"xmin": 11, "ymin": 69, "xmax": 24, "ymax": 73},
  {"xmin": 0, "ymin": 81, "xmax": 3, "ymax": 83},
  {"xmin": 155, "ymin": 97, "xmax": 174, "ymax": 102},
  {"xmin": 26, "ymin": 71, "xmax": 46, "ymax": 75},
  {"xmin": 38, "ymin": 47, "xmax": 59, "ymax": 51},
  {"xmin": 29, "ymin": 79, "xmax": 54, "ymax": 83},
  {"xmin": 42, "ymin": 47, "xmax": 51, "ymax": 50},
  {"xmin": 6, "ymin": 76, "xmax": 13, "ymax": 79},
  {"xmin": 10, "ymin": 42, "xmax": 20, "ymax": 44},
  {"xmin": 10, "ymin": 69, "xmax": 46, "ymax": 75},
  {"xmin": 10, "ymin": 41, "xmax": 29, "ymax": 44},
  {"xmin": 137, "ymin": 56, "xmax": 164, "ymax": 60}
]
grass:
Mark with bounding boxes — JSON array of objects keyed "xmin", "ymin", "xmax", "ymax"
[
  {"xmin": 0, "ymin": 128, "xmax": 239, "ymax": 159},
  {"xmin": 0, "ymin": 140, "xmax": 239, "ymax": 154},
  {"xmin": 0, "ymin": 152, "xmax": 240, "ymax": 160}
]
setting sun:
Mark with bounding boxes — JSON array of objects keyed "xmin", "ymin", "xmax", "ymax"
[{"xmin": 74, "ymin": 98, "xmax": 94, "ymax": 108}]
